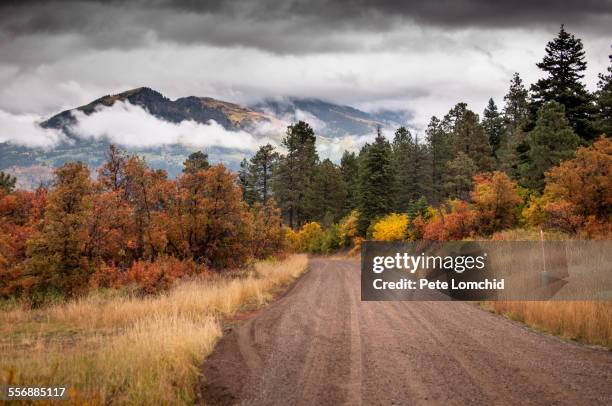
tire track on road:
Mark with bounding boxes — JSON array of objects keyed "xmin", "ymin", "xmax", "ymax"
[{"xmin": 200, "ymin": 257, "xmax": 612, "ymax": 406}]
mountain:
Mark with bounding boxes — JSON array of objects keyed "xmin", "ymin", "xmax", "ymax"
[
  {"xmin": 42, "ymin": 87, "xmax": 280, "ymax": 133},
  {"xmin": 251, "ymin": 98, "xmax": 408, "ymax": 137},
  {"xmin": 42, "ymin": 87, "xmax": 406, "ymax": 137},
  {"xmin": 1, "ymin": 87, "xmax": 410, "ymax": 188}
]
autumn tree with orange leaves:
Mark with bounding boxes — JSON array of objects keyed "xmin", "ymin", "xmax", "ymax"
[
  {"xmin": 0, "ymin": 188, "xmax": 46, "ymax": 297},
  {"xmin": 423, "ymin": 200, "xmax": 478, "ymax": 241},
  {"xmin": 26, "ymin": 163, "xmax": 94, "ymax": 298},
  {"xmin": 178, "ymin": 164, "xmax": 251, "ymax": 268},
  {"xmin": 533, "ymin": 136, "xmax": 612, "ymax": 236},
  {"xmin": 471, "ymin": 171, "xmax": 522, "ymax": 235}
]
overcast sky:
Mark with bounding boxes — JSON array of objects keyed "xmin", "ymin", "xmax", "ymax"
[{"xmin": 0, "ymin": 0, "xmax": 610, "ymax": 133}]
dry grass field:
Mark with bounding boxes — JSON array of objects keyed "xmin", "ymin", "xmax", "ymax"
[{"xmin": 0, "ymin": 255, "xmax": 308, "ymax": 404}]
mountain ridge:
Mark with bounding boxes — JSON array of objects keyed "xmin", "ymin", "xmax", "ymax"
[
  {"xmin": 42, "ymin": 87, "xmax": 406, "ymax": 137},
  {"xmin": 42, "ymin": 87, "xmax": 281, "ymax": 133},
  {"xmin": 2, "ymin": 87, "xmax": 410, "ymax": 188}
]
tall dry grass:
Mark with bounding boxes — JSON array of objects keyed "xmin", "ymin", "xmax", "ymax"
[
  {"xmin": 481, "ymin": 235, "xmax": 612, "ymax": 347},
  {"xmin": 0, "ymin": 254, "xmax": 308, "ymax": 404},
  {"xmin": 483, "ymin": 301, "xmax": 612, "ymax": 347}
]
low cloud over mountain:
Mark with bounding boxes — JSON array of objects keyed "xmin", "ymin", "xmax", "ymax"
[{"xmin": 0, "ymin": 87, "xmax": 407, "ymax": 186}]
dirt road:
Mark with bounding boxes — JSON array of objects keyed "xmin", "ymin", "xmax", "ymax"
[{"xmin": 200, "ymin": 257, "xmax": 612, "ymax": 405}]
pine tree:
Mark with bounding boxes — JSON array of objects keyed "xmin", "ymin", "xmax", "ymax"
[
  {"xmin": 499, "ymin": 73, "xmax": 531, "ymax": 178},
  {"xmin": 411, "ymin": 134, "xmax": 432, "ymax": 201},
  {"xmin": 305, "ymin": 159, "xmax": 347, "ymax": 225},
  {"xmin": 482, "ymin": 98, "xmax": 504, "ymax": 161},
  {"xmin": 444, "ymin": 152, "xmax": 477, "ymax": 200},
  {"xmin": 407, "ymin": 196, "xmax": 429, "ymax": 219},
  {"xmin": 453, "ymin": 109, "xmax": 494, "ymax": 171},
  {"xmin": 425, "ymin": 116, "xmax": 453, "ymax": 205},
  {"xmin": 594, "ymin": 47, "xmax": 612, "ymax": 136},
  {"xmin": 0, "ymin": 171, "xmax": 16, "ymax": 194},
  {"xmin": 503, "ymin": 73, "xmax": 530, "ymax": 135},
  {"xmin": 530, "ymin": 25, "xmax": 595, "ymax": 140},
  {"xmin": 392, "ymin": 127, "xmax": 430, "ymax": 211},
  {"xmin": 442, "ymin": 102, "xmax": 469, "ymax": 133},
  {"xmin": 391, "ymin": 127, "xmax": 412, "ymax": 211},
  {"xmin": 340, "ymin": 150, "xmax": 359, "ymax": 211},
  {"xmin": 183, "ymin": 151, "xmax": 210, "ymax": 174},
  {"xmin": 521, "ymin": 101, "xmax": 581, "ymax": 190},
  {"xmin": 357, "ymin": 128, "xmax": 394, "ymax": 235},
  {"xmin": 247, "ymin": 144, "xmax": 278, "ymax": 205},
  {"xmin": 238, "ymin": 158, "xmax": 256, "ymax": 205},
  {"xmin": 272, "ymin": 121, "xmax": 319, "ymax": 228}
]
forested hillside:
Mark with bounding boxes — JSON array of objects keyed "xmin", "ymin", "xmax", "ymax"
[{"xmin": 241, "ymin": 26, "xmax": 611, "ymax": 249}]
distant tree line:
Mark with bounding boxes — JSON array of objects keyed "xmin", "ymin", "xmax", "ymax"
[{"xmin": 238, "ymin": 25, "xmax": 611, "ymax": 238}]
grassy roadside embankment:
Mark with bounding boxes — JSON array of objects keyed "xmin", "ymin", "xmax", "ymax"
[
  {"xmin": 481, "ymin": 301, "xmax": 612, "ymax": 348},
  {"xmin": 479, "ymin": 231, "xmax": 612, "ymax": 348},
  {"xmin": 0, "ymin": 254, "xmax": 308, "ymax": 404}
]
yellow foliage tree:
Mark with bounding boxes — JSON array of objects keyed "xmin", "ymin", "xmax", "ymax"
[
  {"xmin": 372, "ymin": 213, "xmax": 409, "ymax": 241},
  {"xmin": 522, "ymin": 195, "xmax": 547, "ymax": 228},
  {"xmin": 338, "ymin": 210, "xmax": 359, "ymax": 246},
  {"xmin": 290, "ymin": 222, "xmax": 324, "ymax": 252}
]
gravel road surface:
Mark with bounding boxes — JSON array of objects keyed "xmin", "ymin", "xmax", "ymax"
[{"xmin": 200, "ymin": 257, "xmax": 612, "ymax": 405}]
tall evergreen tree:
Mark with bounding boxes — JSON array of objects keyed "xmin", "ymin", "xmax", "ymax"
[
  {"xmin": 441, "ymin": 102, "xmax": 468, "ymax": 134},
  {"xmin": 444, "ymin": 152, "xmax": 477, "ymax": 200},
  {"xmin": 357, "ymin": 128, "xmax": 394, "ymax": 235},
  {"xmin": 425, "ymin": 116, "xmax": 453, "ymax": 205},
  {"xmin": 238, "ymin": 158, "xmax": 256, "ymax": 205},
  {"xmin": 497, "ymin": 131, "xmax": 529, "ymax": 180},
  {"xmin": 482, "ymin": 98, "xmax": 505, "ymax": 161},
  {"xmin": 0, "ymin": 171, "xmax": 16, "ymax": 194},
  {"xmin": 594, "ymin": 47, "xmax": 612, "ymax": 136},
  {"xmin": 530, "ymin": 25, "xmax": 595, "ymax": 140},
  {"xmin": 182, "ymin": 151, "xmax": 210, "ymax": 174},
  {"xmin": 407, "ymin": 196, "xmax": 429, "ymax": 219},
  {"xmin": 521, "ymin": 101, "xmax": 581, "ymax": 190},
  {"xmin": 248, "ymin": 144, "xmax": 279, "ymax": 204},
  {"xmin": 391, "ymin": 127, "xmax": 412, "ymax": 211},
  {"xmin": 305, "ymin": 159, "xmax": 347, "ymax": 225},
  {"xmin": 391, "ymin": 127, "xmax": 431, "ymax": 211},
  {"xmin": 340, "ymin": 150, "xmax": 359, "ymax": 211},
  {"xmin": 503, "ymin": 73, "xmax": 530, "ymax": 135},
  {"xmin": 453, "ymin": 109, "xmax": 495, "ymax": 171},
  {"xmin": 498, "ymin": 73, "xmax": 531, "ymax": 178},
  {"xmin": 272, "ymin": 121, "xmax": 318, "ymax": 228}
]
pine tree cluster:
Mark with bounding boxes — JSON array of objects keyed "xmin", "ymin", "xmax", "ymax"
[{"xmin": 236, "ymin": 26, "xmax": 610, "ymax": 236}]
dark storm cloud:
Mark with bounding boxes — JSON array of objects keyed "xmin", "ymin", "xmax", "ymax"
[
  {"xmin": 0, "ymin": 0, "xmax": 609, "ymax": 125},
  {"xmin": 1, "ymin": 0, "xmax": 610, "ymax": 55},
  {"xmin": 160, "ymin": 0, "xmax": 612, "ymax": 29}
]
